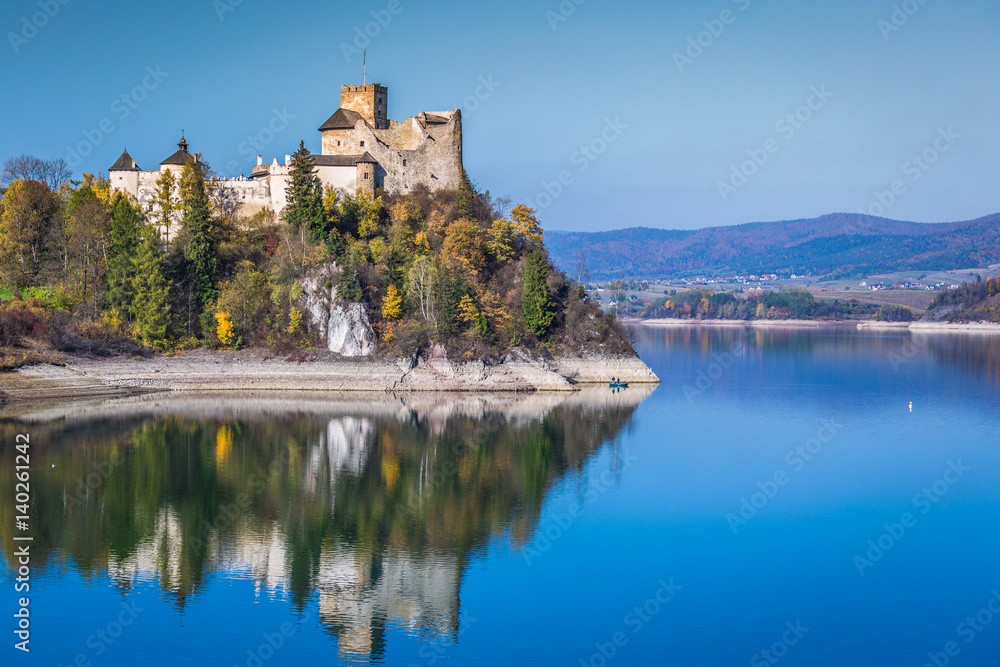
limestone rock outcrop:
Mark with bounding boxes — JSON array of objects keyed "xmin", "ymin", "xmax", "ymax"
[{"xmin": 301, "ymin": 264, "xmax": 377, "ymax": 357}]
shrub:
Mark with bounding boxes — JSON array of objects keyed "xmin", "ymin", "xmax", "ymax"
[{"xmin": 0, "ymin": 307, "xmax": 46, "ymax": 346}]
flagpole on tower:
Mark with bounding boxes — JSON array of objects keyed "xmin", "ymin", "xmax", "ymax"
[{"xmin": 363, "ymin": 48, "xmax": 367, "ymax": 85}]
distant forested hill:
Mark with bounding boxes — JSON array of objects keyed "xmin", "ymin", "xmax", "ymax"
[{"xmin": 545, "ymin": 213, "xmax": 1000, "ymax": 280}]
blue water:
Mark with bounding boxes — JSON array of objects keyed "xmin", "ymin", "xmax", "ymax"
[{"xmin": 3, "ymin": 325, "xmax": 1000, "ymax": 666}]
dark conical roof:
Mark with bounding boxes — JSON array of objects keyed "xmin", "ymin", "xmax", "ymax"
[
  {"xmin": 161, "ymin": 135, "xmax": 196, "ymax": 167},
  {"xmin": 355, "ymin": 152, "xmax": 378, "ymax": 164},
  {"xmin": 109, "ymin": 149, "xmax": 140, "ymax": 172},
  {"xmin": 319, "ymin": 108, "xmax": 363, "ymax": 131}
]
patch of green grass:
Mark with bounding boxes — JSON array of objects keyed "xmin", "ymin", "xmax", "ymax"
[{"xmin": 0, "ymin": 288, "xmax": 14, "ymax": 301}]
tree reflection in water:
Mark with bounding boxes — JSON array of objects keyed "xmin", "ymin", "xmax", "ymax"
[{"xmin": 0, "ymin": 388, "xmax": 651, "ymax": 663}]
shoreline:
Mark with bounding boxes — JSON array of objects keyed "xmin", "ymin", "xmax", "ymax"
[
  {"xmin": 631, "ymin": 318, "xmax": 859, "ymax": 329},
  {"xmin": 627, "ymin": 318, "xmax": 1000, "ymax": 333},
  {"xmin": 0, "ymin": 350, "xmax": 660, "ymax": 403}
]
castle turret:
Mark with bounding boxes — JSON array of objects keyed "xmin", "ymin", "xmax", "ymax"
[
  {"xmin": 109, "ymin": 148, "xmax": 141, "ymax": 198},
  {"xmin": 355, "ymin": 152, "xmax": 378, "ymax": 195}
]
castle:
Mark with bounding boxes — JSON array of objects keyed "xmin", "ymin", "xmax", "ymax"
[{"xmin": 109, "ymin": 83, "xmax": 464, "ymax": 219}]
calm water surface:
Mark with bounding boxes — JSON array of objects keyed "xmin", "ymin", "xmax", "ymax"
[{"xmin": 2, "ymin": 325, "xmax": 1000, "ymax": 666}]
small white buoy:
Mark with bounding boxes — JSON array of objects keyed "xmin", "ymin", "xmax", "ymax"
[{"xmin": 909, "ymin": 401, "xmax": 913, "ymax": 412}]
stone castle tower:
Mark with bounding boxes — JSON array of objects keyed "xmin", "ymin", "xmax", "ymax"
[{"xmin": 109, "ymin": 81, "xmax": 463, "ymax": 218}]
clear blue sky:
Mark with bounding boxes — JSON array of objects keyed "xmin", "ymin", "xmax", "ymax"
[{"xmin": 1, "ymin": 0, "xmax": 997, "ymax": 231}]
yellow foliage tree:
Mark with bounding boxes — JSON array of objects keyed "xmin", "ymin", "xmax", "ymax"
[
  {"xmin": 441, "ymin": 219, "xmax": 485, "ymax": 277},
  {"xmin": 456, "ymin": 295, "xmax": 481, "ymax": 328},
  {"xmin": 415, "ymin": 231, "xmax": 431, "ymax": 253},
  {"xmin": 215, "ymin": 312, "xmax": 236, "ymax": 347},
  {"xmin": 511, "ymin": 204, "xmax": 544, "ymax": 248},
  {"xmin": 487, "ymin": 218, "xmax": 516, "ymax": 263},
  {"xmin": 286, "ymin": 307, "xmax": 302, "ymax": 335},
  {"xmin": 382, "ymin": 284, "xmax": 403, "ymax": 320}
]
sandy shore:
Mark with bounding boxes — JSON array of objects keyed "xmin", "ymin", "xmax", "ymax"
[
  {"xmin": 908, "ymin": 322, "xmax": 1000, "ymax": 333},
  {"xmin": 0, "ymin": 349, "xmax": 659, "ymax": 402}
]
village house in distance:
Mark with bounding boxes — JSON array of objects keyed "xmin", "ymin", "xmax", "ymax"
[{"xmin": 108, "ymin": 82, "xmax": 464, "ymax": 218}]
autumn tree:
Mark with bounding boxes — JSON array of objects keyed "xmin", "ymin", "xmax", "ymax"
[
  {"xmin": 441, "ymin": 219, "xmax": 485, "ymax": 278},
  {"xmin": 487, "ymin": 218, "xmax": 516, "ymax": 263},
  {"xmin": 0, "ymin": 179, "xmax": 61, "ymax": 288},
  {"xmin": 456, "ymin": 294, "xmax": 487, "ymax": 337},
  {"xmin": 64, "ymin": 184, "xmax": 110, "ymax": 317},
  {"xmin": 522, "ymin": 251, "xmax": 555, "ymax": 339},
  {"xmin": 382, "ymin": 283, "xmax": 403, "ymax": 320},
  {"xmin": 511, "ymin": 204, "xmax": 544, "ymax": 250}
]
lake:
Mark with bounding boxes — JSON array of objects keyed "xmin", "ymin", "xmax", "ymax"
[{"xmin": 3, "ymin": 325, "xmax": 1000, "ymax": 666}]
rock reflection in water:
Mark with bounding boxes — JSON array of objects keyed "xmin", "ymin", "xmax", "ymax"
[{"xmin": 0, "ymin": 388, "xmax": 652, "ymax": 663}]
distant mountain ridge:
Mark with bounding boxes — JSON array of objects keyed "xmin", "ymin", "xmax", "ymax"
[{"xmin": 544, "ymin": 212, "xmax": 1000, "ymax": 280}]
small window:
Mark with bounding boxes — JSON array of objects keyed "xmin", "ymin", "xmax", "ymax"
[
  {"xmin": 364, "ymin": 173, "xmax": 370, "ymax": 180},
  {"xmin": 402, "ymin": 159, "xmax": 407, "ymax": 167},
  {"xmin": 360, "ymin": 141, "xmax": 365, "ymax": 147},
  {"xmin": 337, "ymin": 140, "xmax": 341, "ymax": 146},
  {"xmin": 148, "ymin": 204, "xmax": 153, "ymax": 211}
]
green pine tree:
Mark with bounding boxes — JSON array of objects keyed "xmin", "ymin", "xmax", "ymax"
[
  {"xmin": 523, "ymin": 251, "xmax": 555, "ymax": 339},
  {"xmin": 284, "ymin": 141, "xmax": 325, "ymax": 242},
  {"xmin": 457, "ymin": 169, "xmax": 476, "ymax": 221},
  {"xmin": 106, "ymin": 192, "xmax": 143, "ymax": 316},
  {"xmin": 180, "ymin": 161, "xmax": 218, "ymax": 314},
  {"xmin": 131, "ymin": 225, "xmax": 171, "ymax": 347}
]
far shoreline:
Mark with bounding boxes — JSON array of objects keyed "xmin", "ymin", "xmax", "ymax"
[{"xmin": 625, "ymin": 318, "xmax": 1000, "ymax": 333}]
